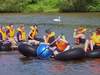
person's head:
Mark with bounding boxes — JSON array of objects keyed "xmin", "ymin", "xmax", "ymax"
[
  {"xmin": 33, "ymin": 24, "xmax": 38, "ymax": 28},
  {"xmin": 77, "ymin": 26, "xmax": 86, "ymax": 33},
  {"xmin": 61, "ymin": 33, "xmax": 64, "ymax": 36},
  {"xmin": 19, "ymin": 24, "xmax": 25, "ymax": 31},
  {"xmin": 45, "ymin": 29, "xmax": 51, "ymax": 34},
  {"xmin": 30, "ymin": 25, "xmax": 35, "ymax": 30},
  {"xmin": 9, "ymin": 24, "xmax": 14, "ymax": 28},
  {"xmin": 2, "ymin": 26, "xmax": 5, "ymax": 31},
  {"xmin": 0, "ymin": 25, "xmax": 2, "ymax": 30},
  {"xmin": 78, "ymin": 26, "xmax": 84, "ymax": 31},
  {"xmin": 30, "ymin": 24, "xmax": 37, "ymax": 30},
  {"xmin": 96, "ymin": 27, "xmax": 100, "ymax": 34}
]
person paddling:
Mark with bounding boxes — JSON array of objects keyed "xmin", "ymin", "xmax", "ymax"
[
  {"xmin": 36, "ymin": 33, "xmax": 70, "ymax": 59},
  {"xmin": 16, "ymin": 24, "xmax": 27, "ymax": 42},
  {"xmin": 84, "ymin": 28, "xmax": 100, "ymax": 52},
  {"xmin": 50, "ymin": 34, "xmax": 70, "ymax": 56}
]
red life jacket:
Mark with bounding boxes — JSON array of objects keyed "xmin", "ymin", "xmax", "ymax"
[{"xmin": 56, "ymin": 39, "xmax": 68, "ymax": 52}]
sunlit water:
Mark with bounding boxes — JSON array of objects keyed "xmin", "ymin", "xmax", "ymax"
[{"xmin": 0, "ymin": 13, "xmax": 100, "ymax": 75}]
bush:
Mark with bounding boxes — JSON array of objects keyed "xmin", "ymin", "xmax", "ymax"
[
  {"xmin": 0, "ymin": 0, "xmax": 31, "ymax": 12},
  {"xmin": 24, "ymin": 0, "xmax": 60, "ymax": 13},
  {"xmin": 0, "ymin": 0, "xmax": 100, "ymax": 13},
  {"xmin": 88, "ymin": 0, "xmax": 100, "ymax": 11}
]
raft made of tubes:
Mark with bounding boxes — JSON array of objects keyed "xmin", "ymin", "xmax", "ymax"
[{"xmin": 18, "ymin": 43, "xmax": 100, "ymax": 60}]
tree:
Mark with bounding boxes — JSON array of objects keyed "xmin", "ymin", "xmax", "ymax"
[{"xmin": 0, "ymin": 0, "xmax": 31, "ymax": 12}]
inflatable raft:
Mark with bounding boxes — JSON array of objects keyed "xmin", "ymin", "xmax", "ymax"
[
  {"xmin": 54, "ymin": 48, "xmax": 85, "ymax": 60},
  {"xmin": 18, "ymin": 43, "xmax": 38, "ymax": 57},
  {"xmin": 17, "ymin": 43, "xmax": 100, "ymax": 60},
  {"xmin": 0, "ymin": 41, "xmax": 12, "ymax": 51},
  {"xmin": 86, "ymin": 50, "xmax": 100, "ymax": 58}
]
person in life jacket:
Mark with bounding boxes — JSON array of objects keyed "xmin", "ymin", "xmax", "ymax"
[
  {"xmin": 6, "ymin": 24, "xmax": 16, "ymax": 46},
  {"xmin": 6, "ymin": 24, "xmax": 15, "ymax": 39},
  {"xmin": 73, "ymin": 26, "xmax": 87, "ymax": 45},
  {"xmin": 28, "ymin": 24, "xmax": 38, "ymax": 40},
  {"xmin": 84, "ymin": 28, "xmax": 100, "ymax": 52},
  {"xmin": 0, "ymin": 26, "xmax": 6, "ymax": 41},
  {"xmin": 51, "ymin": 34, "xmax": 70, "ymax": 56},
  {"xmin": 28, "ymin": 24, "xmax": 40, "ymax": 45},
  {"xmin": 16, "ymin": 24, "xmax": 27, "ymax": 42},
  {"xmin": 43, "ymin": 29, "xmax": 56, "ymax": 46}
]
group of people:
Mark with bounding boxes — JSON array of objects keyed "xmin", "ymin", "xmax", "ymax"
[
  {"xmin": 0, "ymin": 24, "xmax": 100, "ymax": 55},
  {"xmin": 73, "ymin": 26, "xmax": 100, "ymax": 52}
]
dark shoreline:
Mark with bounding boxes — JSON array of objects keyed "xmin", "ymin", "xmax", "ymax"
[{"xmin": 0, "ymin": 12, "xmax": 100, "ymax": 15}]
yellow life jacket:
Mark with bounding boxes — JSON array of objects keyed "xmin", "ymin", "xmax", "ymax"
[
  {"xmin": 0, "ymin": 30, "xmax": 6, "ymax": 40},
  {"xmin": 61, "ymin": 35, "xmax": 66, "ymax": 40},
  {"xmin": 20, "ymin": 31, "xmax": 26, "ymax": 41},
  {"xmin": 91, "ymin": 32, "xmax": 100, "ymax": 46},
  {"xmin": 45, "ymin": 32, "xmax": 55, "ymax": 43},
  {"xmin": 8, "ymin": 28, "xmax": 15, "ymax": 38},
  {"xmin": 17, "ymin": 28, "xmax": 26, "ymax": 41},
  {"xmin": 29, "ymin": 28, "xmax": 38, "ymax": 39}
]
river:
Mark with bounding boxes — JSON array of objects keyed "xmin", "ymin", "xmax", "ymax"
[{"xmin": 0, "ymin": 13, "xmax": 100, "ymax": 75}]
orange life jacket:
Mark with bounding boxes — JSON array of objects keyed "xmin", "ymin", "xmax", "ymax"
[{"xmin": 56, "ymin": 39, "xmax": 68, "ymax": 52}]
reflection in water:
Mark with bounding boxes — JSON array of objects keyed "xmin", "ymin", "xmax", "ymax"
[
  {"xmin": 90, "ymin": 59, "xmax": 100, "ymax": 75},
  {"xmin": 49, "ymin": 62, "xmax": 65, "ymax": 73},
  {"xmin": 0, "ymin": 52, "xmax": 100, "ymax": 75},
  {"xmin": 19, "ymin": 57, "xmax": 34, "ymax": 64}
]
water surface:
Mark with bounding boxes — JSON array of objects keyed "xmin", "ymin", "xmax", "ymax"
[{"xmin": 0, "ymin": 13, "xmax": 100, "ymax": 75}]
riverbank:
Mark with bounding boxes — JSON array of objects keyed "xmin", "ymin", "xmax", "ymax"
[{"xmin": 0, "ymin": 12, "xmax": 100, "ymax": 15}]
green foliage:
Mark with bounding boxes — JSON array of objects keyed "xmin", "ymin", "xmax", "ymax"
[
  {"xmin": 59, "ymin": 0, "xmax": 90, "ymax": 12},
  {"xmin": 24, "ymin": 0, "xmax": 60, "ymax": 13},
  {"xmin": 87, "ymin": 0, "xmax": 100, "ymax": 11},
  {"xmin": 0, "ymin": 0, "xmax": 100, "ymax": 13},
  {"xmin": 0, "ymin": 0, "xmax": 31, "ymax": 12}
]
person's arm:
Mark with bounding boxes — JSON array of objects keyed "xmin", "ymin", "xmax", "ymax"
[
  {"xmin": 0, "ymin": 33, "xmax": 2, "ymax": 41},
  {"xmin": 18, "ymin": 32, "xmax": 22, "ymax": 41},
  {"xmin": 73, "ymin": 29, "xmax": 77, "ymax": 38},
  {"xmin": 28, "ymin": 31, "xmax": 33, "ymax": 39},
  {"xmin": 84, "ymin": 39, "xmax": 89, "ymax": 52},
  {"xmin": 6, "ymin": 30, "xmax": 10, "ymax": 38},
  {"xmin": 43, "ymin": 35, "xmax": 49, "ymax": 43}
]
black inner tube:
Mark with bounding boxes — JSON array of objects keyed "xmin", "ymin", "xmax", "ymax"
[
  {"xmin": 0, "ymin": 41, "xmax": 12, "ymax": 51},
  {"xmin": 18, "ymin": 43, "xmax": 100, "ymax": 59},
  {"xmin": 86, "ymin": 49, "xmax": 100, "ymax": 58},
  {"xmin": 55, "ymin": 48, "xmax": 85, "ymax": 61},
  {"xmin": 18, "ymin": 43, "xmax": 38, "ymax": 57}
]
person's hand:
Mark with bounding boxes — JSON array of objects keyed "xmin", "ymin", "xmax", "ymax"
[
  {"xmin": 74, "ymin": 29, "xmax": 77, "ymax": 32},
  {"xmin": 45, "ymin": 43, "xmax": 50, "ymax": 45}
]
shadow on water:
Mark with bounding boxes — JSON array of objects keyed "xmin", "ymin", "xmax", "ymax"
[{"xmin": 19, "ymin": 56, "xmax": 34, "ymax": 64}]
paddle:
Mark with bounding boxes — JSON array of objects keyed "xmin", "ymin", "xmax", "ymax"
[
  {"xmin": 49, "ymin": 36, "xmax": 60, "ymax": 46},
  {"xmin": 37, "ymin": 36, "xmax": 61, "ymax": 58}
]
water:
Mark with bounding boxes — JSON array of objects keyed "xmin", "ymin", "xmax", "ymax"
[
  {"xmin": 0, "ymin": 54, "xmax": 100, "ymax": 75},
  {"xmin": 0, "ymin": 13, "xmax": 100, "ymax": 25},
  {"xmin": 0, "ymin": 13, "xmax": 100, "ymax": 75}
]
